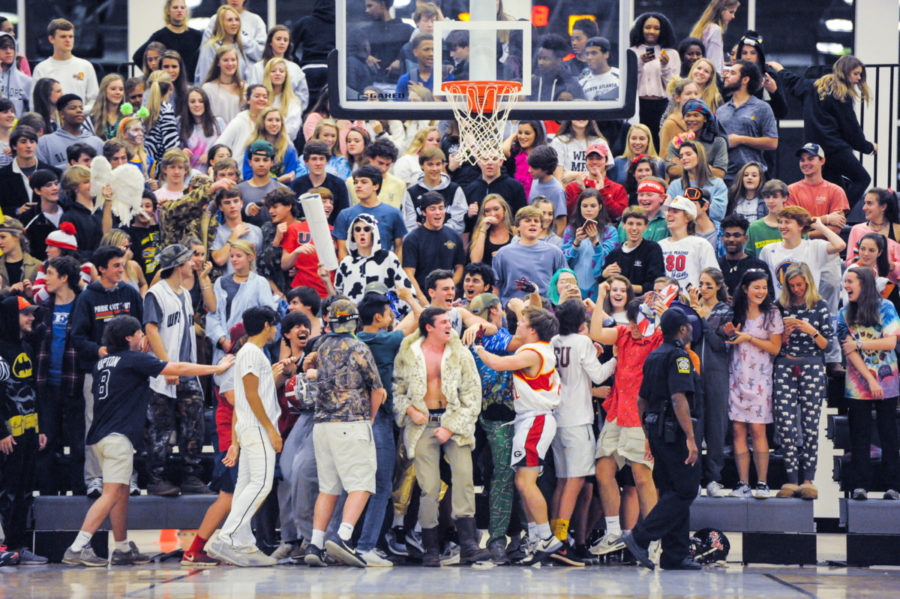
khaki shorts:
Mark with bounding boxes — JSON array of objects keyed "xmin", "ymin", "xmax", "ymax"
[
  {"xmin": 92, "ymin": 433, "xmax": 134, "ymax": 485},
  {"xmin": 595, "ymin": 420, "xmax": 653, "ymax": 470},
  {"xmin": 312, "ymin": 421, "xmax": 376, "ymax": 495},
  {"xmin": 551, "ymin": 424, "xmax": 596, "ymax": 478}
]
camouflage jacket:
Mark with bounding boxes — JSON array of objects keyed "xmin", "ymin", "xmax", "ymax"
[
  {"xmin": 158, "ymin": 177, "xmax": 220, "ymax": 255},
  {"xmin": 314, "ymin": 333, "xmax": 382, "ymax": 423}
]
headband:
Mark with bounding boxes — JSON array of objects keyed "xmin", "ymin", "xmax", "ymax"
[{"xmin": 637, "ymin": 179, "xmax": 666, "ymax": 195}]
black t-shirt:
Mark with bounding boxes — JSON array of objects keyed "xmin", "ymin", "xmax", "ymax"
[
  {"xmin": 124, "ymin": 224, "xmax": 161, "ymax": 280},
  {"xmin": 401, "ymin": 225, "xmax": 466, "ymax": 293},
  {"xmin": 603, "ymin": 240, "xmax": 666, "ymax": 293},
  {"xmin": 87, "ymin": 351, "xmax": 166, "ymax": 449},
  {"xmin": 718, "ymin": 254, "xmax": 771, "ymax": 297},
  {"xmin": 4, "ymin": 259, "xmax": 22, "ymax": 285}
]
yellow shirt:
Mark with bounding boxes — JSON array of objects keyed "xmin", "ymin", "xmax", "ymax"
[{"xmin": 347, "ymin": 172, "xmax": 406, "ymax": 209}]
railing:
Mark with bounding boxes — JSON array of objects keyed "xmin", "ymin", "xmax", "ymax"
[{"xmin": 858, "ymin": 64, "xmax": 898, "ymax": 190}]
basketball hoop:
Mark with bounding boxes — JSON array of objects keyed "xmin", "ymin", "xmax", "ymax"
[{"xmin": 441, "ymin": 80, "xmax": 522, "ymax": 165}]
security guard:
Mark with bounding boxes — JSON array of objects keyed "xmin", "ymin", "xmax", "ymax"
[{"xmin": 620, "ymin": 308, "xmax": 702, "ymax": 570}]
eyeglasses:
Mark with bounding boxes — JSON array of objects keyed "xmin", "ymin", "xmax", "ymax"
[{"xmin": 353, "ymin": 225, "xmax": 372, "ymax": 233}]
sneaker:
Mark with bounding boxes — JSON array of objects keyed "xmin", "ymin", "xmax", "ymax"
[
  {"xmin": 0, "ymin": 545, "xmax": 19, "ymax": 567},
  {"xmin": 270, "ymin": 542, "xmax": 296, "ymax": 562},
  {"xmin": 619, "ymin": 531, "xmax": 653, "ymax": 570},
  {"xmin": 648, "ymin": 540, "xmax": 661, "ymax": 566},
  {"xmin": 488, "ymin": 539, "xmax": 509, "ymax": 565},
  {"xmin": 752, "ymin": 482, "xmax": 770, "ymax": 499},
  {"xmin": 404, "ymin": 529, "xmax": 424, "ymax": 555},
  {"xmin": 303, "ymin": 544, "xmax": 328, "ymax": 567},
  {"xmin": 884, "ymin": 489, "xmax": 900, "ymax": 500},
  {"xmin": 110, "ymin": 541, "xmax": 151, "ymax": 566},
  {"xmin": 205, "ymin": 539, "xmax": 239, "ymax": 566},
  {"xmin": 852, "ymin": 488, "xmax": 868, "ymax": 501},
  {"xmin": 62, "ymin": 545, "xmax": 107, "ymax": 567},
  {"xmin": 241, "ymin": 547, "xmax": 276, "ymax": 567},
  {"xmin": 506, "ymin": 535, "xmax": 529, "ymax": 563},
  {"xmin": 360, "ymin": 548, "xmax": 394, "ymax": 567},
  {"xmin": 181, "ymin": 550, "xmax": 219, "ymax": 567},
  {"xmin": 86, "ymin": 479, "xmax": 103, "ymax": 499},
  {"xmin": 511, "ymin": 539, "xmax": 535, "ymax": 565},
  {"xmin": 147, "ymin": 478, "xmax": 181, "ymax": 497},
  {"xmin": 549, "ymin": 544, "xmax": 585, "ymax": 567},
  {"xmin": 589, "ymin": 532, "xmax": 625, "ymax": 556},
  {"xmin": 129, "ymin": 478, "xmax": 140, "ymax": 496},
  {"xmin": 325, "ymin": 538, "xmax": 367, "ymax": 568},
  {"xmin": 180, "ymin": 475, "xmax": 214, "ymax": 495},
  {"xmin": 16, "ymin": 548, "xmax": 48, "ymax": 566},
  {"xmin": 572, "ymin": 544, "xmax": 598, "ymax": 565},
  {"xmin": 440, "ymin": 541, "xmax": 460, "ymax": 566},
  {"xmin": 705, "ymin": 481, "xmax": 728, "ymax": 498},
  {"xmin": 730, "ymin": 482, "xmax": 752, "ymax": 498},
  {"xmin": 385, "ymin": 526, "xmax": 408, "ymax": 557},
  {"xmin": 288, "ymin": 541, "xmax": 308, "ymax": 564},
  {"xmin": 525, "ymin": 536, "xmax": 563, "ymax": 566}
]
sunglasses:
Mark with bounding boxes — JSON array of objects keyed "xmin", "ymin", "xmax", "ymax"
[
  {"xmin": 353, "ymin": 225, "xmax": 372, "ymax": 233},
  {"xmin": 684, "ymin": 187, "xmax": 703, "ymax": 201}
]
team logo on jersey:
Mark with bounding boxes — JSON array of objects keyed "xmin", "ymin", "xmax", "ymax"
[{"xmin": 676, "ymin": 357, "xmax": 691, "ymax": 374}]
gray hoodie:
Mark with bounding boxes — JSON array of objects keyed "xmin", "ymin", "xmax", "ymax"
[
  {"xmin": 0, "ymin": 33, "xmax": 32, "ymax": 117},
  {"xmin": 36, "ymin": 126, "xmax": 104, "ymax": 170},
  {"xmin": 401, "ymin": 171, "xmax": 468, "ymax": 233}
]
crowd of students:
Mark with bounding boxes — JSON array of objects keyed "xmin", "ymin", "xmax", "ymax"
[{"xmin": 0, "ymin": 0, "xmax": 896, "ymax": 572}]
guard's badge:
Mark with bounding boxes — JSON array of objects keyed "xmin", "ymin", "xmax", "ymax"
[{"xmin": 676, "ymin": 357, "xmax": 691, "ymax": 374}]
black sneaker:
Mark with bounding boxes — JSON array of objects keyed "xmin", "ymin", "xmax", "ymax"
[
  {"xmin": 572, "ymin": 543, "xmax": 598, "ymax": 565},
  {"xmin": 110, "ymin": 542, "xmax": 151, "ymax": 566},
  {"xmin": 325, "ymin": 538, "xmax": 367, "ymax": 568},
  {"xmin": 852, "ymin": 488, "xmax": 868, "ymax": 501},
  {"xmin": 549, "ymin": 544, "xmax": 585, "ymax": 567},
  {"xmin": 620, "ymin": 531, "xmax": 653, "ymax": 570},
  {"xmin": 385, "ymin": 526, "xmax": 408, "ymax": 557},
  {"xmin": 303, "ymin": 544, "xmax": 327, "ymax": 567}
]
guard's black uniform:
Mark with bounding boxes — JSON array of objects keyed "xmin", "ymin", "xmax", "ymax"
[{"xmin": 631, "ymin": 337, "xmax": 701, "ymax": 567}]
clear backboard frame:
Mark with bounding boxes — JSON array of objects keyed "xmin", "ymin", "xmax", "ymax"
[{"xmin": 330, "ymin": 0, "xmax": 637, "ymax": 121}]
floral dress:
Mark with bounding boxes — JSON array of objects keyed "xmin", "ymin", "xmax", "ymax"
[{"xmin": 728, "ymin": 307, "xmax": 784, "ymax": 423}]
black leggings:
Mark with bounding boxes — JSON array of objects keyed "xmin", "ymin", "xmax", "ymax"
[
  {"xmin": 639, "ymin": 97, "xmax": 669, "ymax": 151},
  {"xmin": 847, "ymin": 396, "xmax": 898, "ymax": 491},
  {"xmin": 822, "ymin": 147, "xmax": 871, "ymax": 210}
]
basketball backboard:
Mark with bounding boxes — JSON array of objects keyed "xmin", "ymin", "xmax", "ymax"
[{"xmin": 330, "ymin": 0, "xmax": 636, "ymax": 120}]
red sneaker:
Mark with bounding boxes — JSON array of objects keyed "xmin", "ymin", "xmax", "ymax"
[
  {"xmin": 0, "ymin": 545, "xmax": 20, "ymax": 566},
  {"xmin": 181, "ymin": 550, "xmax": 219, "ymax": 567}
]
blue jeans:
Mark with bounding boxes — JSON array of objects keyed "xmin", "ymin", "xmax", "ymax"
[{"xmin": 356, "ymin": 409, "xmax": 396, "ymax": 552}]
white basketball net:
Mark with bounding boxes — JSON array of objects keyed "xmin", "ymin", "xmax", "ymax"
[{"xmin": 442, "ymin": 81, "xmax": 522, "ymax": 165}]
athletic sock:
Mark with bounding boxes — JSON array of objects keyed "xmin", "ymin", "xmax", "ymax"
[
  {"xmin": 536, "ymin": 522, "xmax": 552, "ymax": 541},
  {"xmin": 115, "ymin": 540, "xmax": 131, "ymax": 552},
  {"xmin": 311, "ymin": 529, "xmax": 325, "ymax": 548},
  {"xmin": 338, "ymin": 522, "xmax": 354, "ymax": 542},
  {"xmin": 71, "ymin": 530, "xmax": 93, "ymax": 552},
  {"xmin": 527, "ymin": 522, "xmax": 538, "ymax": 543},
  {"xmin": 605, "ymin": 516, "xmax": 621, "ymax": 538},
  {"xmin": 413, "ymin": 522, "xmax": 422, "ymax": 533},
  {"xmin": 188, "ymin": 535, "xmax": 207, "ymax": 554},
  {"xmin": 392, "ymin": 513, "xmax": 405, "ymax": 528},
  {"xmin": 554, "ymin": 519, "xmax": 570, "ymax": 542}
]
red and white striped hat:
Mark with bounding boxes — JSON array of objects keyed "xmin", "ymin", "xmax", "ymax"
[{"xmin": 46, "ymin": 222, "xmax": 78, "ymax": 251}]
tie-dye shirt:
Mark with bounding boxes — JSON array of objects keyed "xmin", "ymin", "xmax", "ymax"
[{"xmin": 837, "ymin": 299, "xmax": 900, "ymax": 400}]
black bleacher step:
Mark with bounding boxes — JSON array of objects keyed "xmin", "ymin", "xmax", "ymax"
[
  {"xmin": 32, "ymin": 495, "xmax": 217, "ymax": 531},
  {"xmin": 840, "ymin": 497, "xmax": 900, "ymax": 566},
  {"xmin": 825, "ymin": 413, "xmax": 900, "ymax": 451},
  {"xmin": 832, "ymin": 454, "xmax": 895, "ymax": 491}
]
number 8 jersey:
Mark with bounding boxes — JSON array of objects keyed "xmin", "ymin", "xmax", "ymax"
[{"xmin": 512, "ymin": 342, "xmax": 561, "ymax": 414}]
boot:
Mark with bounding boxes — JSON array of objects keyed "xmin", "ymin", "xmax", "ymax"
[
  {"xmin": 457, "ymin": 517, "xmax": 490, "ymax": 564},
  {"xmin": 421, "ymin": 527, "xmax": 441, "ymax": 567},
  {"xmin": 147, "ymin": 475, "xmax": 181, "ymax": 496}
]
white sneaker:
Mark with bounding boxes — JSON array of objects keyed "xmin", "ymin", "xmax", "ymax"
[
  {"xmin": 86, "ymin": 479, "xmax": 103, "ymax": 499},
  {"xmin": 730, "ymin": 482, "xmax": 752, "ymax": 498},
  {"xmin": 706, "ymin": 481, "xmax": 728, "ymax": 498},
  {"xmin": 270, "ymin": 542, "xmax": 295, "ymax": 562},
  {"xmin": 439, "ymin": 541, "xmax": 460, "ymax": 566},
  {"xmin": 526, "ymin": 536, "xmax": 563, "ymax": 565},
  {"xmin": 589, "ymin": 532, "xmax": 625, "ymax": 556},
  {"xmin": 752, "ymin": 482, "xmax": 770, "ymax": 499},
  {"xmin": 360, "ymin": 548, "xmax": 393, "ymax": 567}
]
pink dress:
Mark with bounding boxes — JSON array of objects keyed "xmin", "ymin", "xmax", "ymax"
[{"xmin": 728, "ymin": 307, "xmax": 784, "ymax": 423}]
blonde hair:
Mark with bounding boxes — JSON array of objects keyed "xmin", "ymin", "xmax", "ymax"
[
  {"xmin": 209, "ymin": 5, "xmax": 244, "ymax": 52},
  {"xmin": 262, "ymin": 57, "xmax": 300, "ymax": 117},
  {"xmin": 688, "ymin": 58, "xmax": 723, "ymax": 111},
  {"xmin": 116, "ymin": 116, "xmax": 149, "ymax": 171},
  {"xmin": 313, "ymin": 118, "xmax": 342, "ymax": 158},
  {"xmin": 779, "ymin": 262, "xmax": 823, "ymax": 310},
  {"xmin": 514, "ymin": 204, "xmax": 543, "ymax": 227},
  {"xmin": 403, "ymin": 126, "xmax": 439, "ymax": 157},
  {"xmin": 230, "ymin": 238, "xmax": 257, "ymax": 258},
  {"xmin": 621, "ymin": 124, "xmax": 659, "ymax": 160},
  {"xmin": 60, "ymin": 164, "xmax": 91, "ymax": 196},
  {"xmin": 158, "ymin": 148, "xmax": 190, "ymax": 182},
  {"xmin": 163, "ymin": 0, "xmax": 190, "ymax": 29},
  {"xmin": 249, "ymin": 106, "xmax": 290, "ymax": 166},
  {"xmin": 89, "ymin": 74, "xmax": 124, "ymax": 140},
  {"xmin": 815, "ymin": 54, "xmax": 870, "ymax": 105},
  {"xmin": 100, "ymin": 228, "xmax": 131, "ymax": 250},
  {"xmin": 690, "ymin": 0, "xmax": 740, "ymax": 39},
  {"xmin": 204, "ymin": 44, "xmax": 245, "ymax": 88},
  {"xmin": 144, "ymin": 70, "xmax": 173, "ymax": 133},
  {"xmin": 474, "ymin": 193, "xmax": 513, "ymax": 232}
]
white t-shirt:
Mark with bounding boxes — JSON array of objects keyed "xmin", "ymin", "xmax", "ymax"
[
  {"xmin": 760, "ymin": 239, "xmax": 832, "ymax": 299},
  {"xmin": 550, "ymin": 333, "xmax": 616, "ymax": 428},
  {"xmin": 658, "ymin": 235, "xmax": 719, "ymax": 289},
  {"xmin": 233, "ymin": 342, "xmax": 280, "ymax": 434},
  {"xmin": 32, "ymin": 56, "xmax": 99, "ymax": 110},
  {"xmin": 549, "ymin": 136, "xmax": 611, "ymax": 175},
  {"xmin": 579, "ymin": 68, "xmax": 620, "ymax": 101}
]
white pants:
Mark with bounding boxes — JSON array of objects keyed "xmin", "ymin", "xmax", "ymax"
[
  {"xmin": 218, "ymin": 426, "xmax": 275, "ymax": 550},
  {"xmin": 83, "ymin": 374, "xmax": 101, "ymax": 485}
]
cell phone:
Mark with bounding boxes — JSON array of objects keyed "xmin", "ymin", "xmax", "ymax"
[
  {"xmin": 646, "ymin": 47, "xmax": 655, "ymax": 57},
  {"xmin": 584, "ymin": 219, "xmax": 598, "ymax": 228}
]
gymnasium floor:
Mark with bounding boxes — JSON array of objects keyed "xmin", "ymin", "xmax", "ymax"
[{"xmin": 3, "ymin": 532, "xmax": 898, "ymax": 599}]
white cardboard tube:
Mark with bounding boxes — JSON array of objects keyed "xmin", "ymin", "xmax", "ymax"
[{"xmin": 299, "ymin": 193, "xmax": 339, "ymax": 271}]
